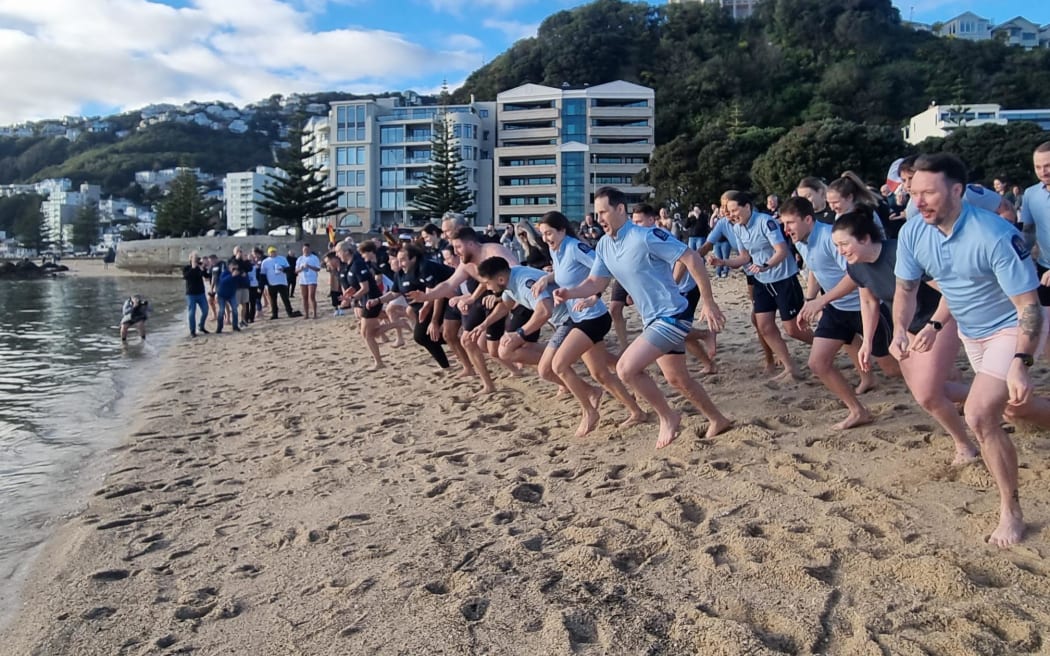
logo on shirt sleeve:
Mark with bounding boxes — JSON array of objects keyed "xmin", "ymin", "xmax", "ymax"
[
  {"xmin": 524, "ymin": 278, "xmax": 536, "ymax": 289},
  {"xmin": 1011, "ymin": 234, "xmax": 1031, "ymax": 260},
  {"xmin": 652, "ymin": 228, "xmax": 670, "ymax": 241},
  {"xmin": 766, "ymin": 219, "xmax": 778, "ymax": 232},
  {"xmin": 577, "ymin": 242, "xmax": 592, "ymax": 254}
]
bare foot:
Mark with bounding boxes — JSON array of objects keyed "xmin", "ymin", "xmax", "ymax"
[
  {"xmin": 655, "ymin": 411, "xmax": 682, "ymax": 449},
  {"xmin": 368, "ymin": 362, "xmax": 386, "ymax": 372},
  {"xmin": 575, "ymin": 408, "xmax": 600, "ymax": 438},
  {"xmin": 833, "ymin": 407, "xmax": 873, "ymax": 430},
  {"xmin": 772, "ymin": 366, "xmax": 803, "ymax": 382},
  {"xmin": 620, "ymin": 412, "xmax": 648, "ymax": 428},
  {"xmin": 392, "ymin": 340, "xmax": 406, "ymax": 348},
  {"xmin": 855, "ymin": 373, "xmax": 878, "ymax": 395},
  {"xmin": 472, "ymin": 384, "xmax": 497, "ymax": 398},
  {"xmin": 988, "ymin": 508, "xmax": 1025, "ymax": 548},
  {"xmin": 951, "ymin": 448, "xmax": 981, "ymax": 466},
  {"xmin": 701, "ymin": 363, "xmax": 719, "ymax": 375},
  {"xmin": 456, "ymin": 367, "xmax": 476, "ymax": 379},
  {"xmin": 762, "ymin": 362, "xmax": 778, "ymax": 376},
  {"xmin": 705, "ymin": 415, "xmax": 734, "ymax": 438}
]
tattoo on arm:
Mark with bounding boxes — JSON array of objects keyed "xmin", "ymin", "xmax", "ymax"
[
  {"xmin": 1020, "ymin": 303, "xmax": 1043, "ymax": 340},
  {"xmin": 896, "ymin": 277, "xmax": 919, "ymax": 292}
]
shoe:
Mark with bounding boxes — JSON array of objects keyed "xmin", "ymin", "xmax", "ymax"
[
  {"xmin": 190, "ymin": 333, "xmax": 196, "ymax": 338},
  {"xmin": 199, "ymin": 326, "xmax": 210, "ymax": 334},
  {"xmin": 232, "ymin": 327, "xmax": 241, "ymax": 332}
]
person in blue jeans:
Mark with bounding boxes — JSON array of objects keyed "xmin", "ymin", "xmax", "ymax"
[
  {"xmin": 182, "ymin": 252, "xmax": 209, "ymax": 337},
  {"xmin": 216, "ymin": 262, "xmax": 249, "ymax": 333}
]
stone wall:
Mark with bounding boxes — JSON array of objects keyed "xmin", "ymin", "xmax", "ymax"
[{"xmin": 116, "ymin": 236, "xmax": 336, "ymax": 274}]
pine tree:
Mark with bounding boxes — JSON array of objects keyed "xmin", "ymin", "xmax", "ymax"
[
  {"xmin": 155, "ymin": 169, "xmax": 217, "ymax": 237},
  {"xmin": 15, "ymin": 204, "xmax": 49, "ymax": 254},
  {"xmin": 412, "ymin": 115, "xmax": 473, "ymax": 219},
  {"xmin": 71, "ymin": 204, "xmax": 101, "ymax": 252},
  {"xmin": 257, "ymin": 129, "xmax": 339, "ymax": 238}
]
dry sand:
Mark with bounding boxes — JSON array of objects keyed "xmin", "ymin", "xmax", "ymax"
[
  {"xmin": 3, "ymin": 275, "xmax": 1050, "ymax": 655},
  {"xmin": 66, "ymin": 259, "xmax": 177, "ymax": 278}
]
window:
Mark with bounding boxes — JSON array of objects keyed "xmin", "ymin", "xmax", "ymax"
[
  {"xmin": 482, "ymin": 130, "xmax": 490, "ymax": 141},
  {"xmin": 501, "ymin": 176, "xmax": 556, "ymax": 186},
  {"xmin": 479, "ymin": 109, "xmax": 489, "ymax": 118},
  {"xmin": 562, "ymin": 152, "xmax": 585, "ymax": 220},
  {"xmin": 380, "ymin": 126, "xmax": 403, "ymax": 144},
  {"xmin": 591, "ymin": 98, "xmax": 648, "ymax": 108},
  {"xmin": 503, "ymin": 101, "xmax": 553, "ymax": 112},
  {"xmin": 337, "ymin": 104, "xmax": 368, "ymax": 142},
  {"xmin": 461, "ymin": 146, "xmax": 477, "ymax": 161},
  {"xmin": 381, "ymin": 148, "xmax": 404, "ymax": 165},
  {"xmin": 500, "ymin": 156, "xmax": 556, "ymax": 167},
  {"xmin": 380, "ymin": 169, "xmax": 406, "ymax": 187},
  {"xmin": 381, "ymin": 191, "xmax": 406, "ymax": 209}
]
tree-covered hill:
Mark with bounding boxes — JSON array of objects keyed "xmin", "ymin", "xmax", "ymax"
[{"xmin": 456, "ymin": 0, "xmax": 1050, "ymax": 203}]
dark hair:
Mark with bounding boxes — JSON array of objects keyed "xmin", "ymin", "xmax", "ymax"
[
  {"xmin": 723, "ymin": 190, "xmax": 752, "ymax": 207},
  {"xmin": 899, "ymin": 155, "xmax": 918, "ymax": 175},
  {"xmin": 477, "ymin": 256, "xmax": 511, "ymax": 279},
  {"xmin": 421, "ymin": 223, "xmax": 441, "ymax": 237},
  {"xmin": 913, "ymin": 153, "xmax": 968, "ymax": 188},
  {"xmin": 401, "ymin": 243, "xmax": 424, "ymax": 262},
  {"xmin": 452, "ymin": 226, "xmax": 480, "ymax": 243},
  {"xmin": 828, "ymin": 171, "xmax": 881, "ymax": 208},
  {"xmin": 539, "ymin": 211, "xmax": 578, "ymax": 238},
  {"xmin": 632, "ymin": 203, "xmax": 657, "ymax": 217},
  {"xmin": 832, "ymin": 207, "xmax": 883, "ymax": 244},
  {"xmin": 594, "ymin": 185, "xmax": 627, "ymax": 210},
  {"xmin": 780, "ymin": 196, "xmax": 814, "ymax": 219},
  {"xmin": 797, "ymin": 177, "xmax": 826, "ymax": 194},
  {"xmin": 358, "ymin": 241, "xmax": 377, "ymax": 254},
  {"xmin": 324, "ymin": 250, "xmax": 337, "ymax": 260}
]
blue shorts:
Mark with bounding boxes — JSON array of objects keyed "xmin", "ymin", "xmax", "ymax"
[{"xmin": 641, "ymin": 316, "xmax": 692, "ymax": 354}]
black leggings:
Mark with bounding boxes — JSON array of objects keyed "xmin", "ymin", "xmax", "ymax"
[
  {"xmin": 268, "ymin": 285, "xmax": 295, "ymax": 318},
  {"xmin": 246, "ymin": 287, "xmax": 260, "ymax": 322},
  {"xmin": 413, "ymin": 306, "xmax": 449, "ymax": 368}
]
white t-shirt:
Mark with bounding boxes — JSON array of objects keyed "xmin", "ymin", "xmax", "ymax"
[
  {"xmin": 295, "ymin": 253, "xmax": 321, "ymax": 285},
  {"xmin": 261, "ymin": 255, "xmax": 289, "ymax": 286}
]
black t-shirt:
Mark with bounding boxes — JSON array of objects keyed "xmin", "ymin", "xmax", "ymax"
[
  {"xmin": 227, "ymin": 256, "xmax": 250, "ymax": 277},
  {"xmin": 846, "ymin": 239, "xmax": 941, "ymax": 334},
  {"xmin": 182, "ymin": 265, "xmax": 207, "ymax": 295},
  {"xmin": 814, "ymin": 206, "xmax": 835, "ymax": 225},
  {"xmin": 209, "ymin": 261, "xmax": 227, "ymax": 287},
  {"xmin": 346, "ymin": 255, "xmax": 381, "ymax": 300},
  {"xmin": 689, "ymin": 212, "xmax": 711, "ymax": 238},
  {"xmin": 395, "ymin": 259, "xmax": 455, "ymax": 307}
]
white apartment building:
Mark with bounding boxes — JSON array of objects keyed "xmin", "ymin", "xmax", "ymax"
[
  {"xmin": 224, "ymin": 166, "xmax": 286, "ymax": 233},
  {"xmin": 40, "ymin": 183, "xmax": 101, "ymax": 247},
  {"xmin": 327, "ymin": 95, "xmax": 496, "ymax": 230},
  {"xmin": 494, "ymin": 81, "xmax": 655, "ymax": 225},
  {"xmin": 903, "ymin": 102, "xmax": 1050, "ymax": 144}
]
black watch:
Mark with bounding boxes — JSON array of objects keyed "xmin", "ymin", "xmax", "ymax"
[
  {"xmin": 927, "ymin": 320, "xmax": 943, "ymax": 331},
  {"xmin": 1015, "ymin": 353, "xmax": 1034, "ymax": 367}
]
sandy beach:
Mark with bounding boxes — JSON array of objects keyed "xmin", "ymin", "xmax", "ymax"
[
  {"xmin": 65, "ymin": 258, "xmax": 179, "ymax": 279},
  {"xmin": 3, "ymin": 275, "xmax": 1050, "ymax": 655}
]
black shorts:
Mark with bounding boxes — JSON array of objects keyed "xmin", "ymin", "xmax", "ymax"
[
  {"xmin": 360, "ymin": 299, "xmax": 383, "ymax": 319},
  {"xmin": 463, "ymin": 295, "xmax": 507, "ymax": 341},
  {"xmin": 814, "ymin": 304, "xmax": 891, "ymax": 357},
  {"xmin": 1037, "ymin": 264, "xmax": 1050, "ymax": 306},
  {"xmin": 745, "ymin": 273, "xmax": 756, "ymax": 287},
  {"xmin": 609, "ymin": 280, "xmax": 630, "ymax": 305},
  {"xmin": 570, "ymin": 312, "xmax": 612, "ymax": 344},
  {"xmin": 330, "ymin": 291, "xmax": 342, "ymax": 308},
  {"xmin": 681, "ymin": 286, "xmax": 701, "ymax": 318},
  {"xmin": 506, "ymin": 305, "xmax": 539, "ymax": 342},
  {"xmin": 443, "ymin": 303, "xmax": 463, "ymax": 322},
  {"xmin": 752, "ymin": 276, "xmax": 804, "ymax": 321}
]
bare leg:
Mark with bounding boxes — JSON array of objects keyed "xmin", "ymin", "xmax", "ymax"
[
  {"xmin": 609, "ymin": 301, "xmax": 628, "ymax": 354},
  {"xmin": 443, "ymin": 319, "xmax": 472, "ymax": 376},
  {"xmin": 361, "ymin": 318, "xmax": 384, "ymax": 369},
  {"xmin": 966, "ymin": 373, "xmax": 1024, "ymax": 547},
  {"xmin": 462, "ymin": 332, "xmax": 496, "ymax": 394},
  {"xmin": 616, "ymin": 338, "xmax": 681, "ymax": 448},
  {"xmin": 901, "ymin": 343, "xmax": 979, "ymax": 463},
  {"xmin": 551, "ymin": 332, "xmax": 605, "ymax": 438},
  {"xmin": 756, "ymin": 311, "xmax": 802, "ymax": 380},
  {"xmin": 808, "ymin": 337, "xmax": 872, "ymax": 430},
  {"xmin": 582, "ymin": 343, "xmax": 646, "ymax": 427},
  {"xmin": 684, "ymin": 329, "xmax": 717, "ymax": 374}
]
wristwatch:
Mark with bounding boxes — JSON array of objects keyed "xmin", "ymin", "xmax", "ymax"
[
  {"xmin": 927, "ymin": 320, "xmax": 943, "ymax": 331},
  {"xmin": 1014, "ymin": 353, "xmax": 1034, "ymax": 367}
]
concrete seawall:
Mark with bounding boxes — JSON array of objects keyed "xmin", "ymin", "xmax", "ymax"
[{"xmin": 116, "ymin": 236, "xmax": 339, "ymax": 274}]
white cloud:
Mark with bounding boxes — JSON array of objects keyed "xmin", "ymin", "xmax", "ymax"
[
  {"xmin": 424, "ymin": 0, "xmax": 537, "ymax": 16},
  {"xmin": 482, "ymin": 18, "xmax": 538, "ymax": 41},
  {"xmin": 0, "ymin": 0, "xmax": 484, "ymax": 124}
]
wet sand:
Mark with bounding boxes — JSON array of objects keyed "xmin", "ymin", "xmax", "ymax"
[
  {"xmin": 3, "ymin": 275, "xmax": 1050, "ymax": 655},
  {"xmin": 67, "ymin": 258, "xmax": 177, "ymax": 278}
]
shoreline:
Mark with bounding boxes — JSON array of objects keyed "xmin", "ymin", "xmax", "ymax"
[{"xmin": 3, "ymin": 277, "xmax": 1050, "ymax": 654}]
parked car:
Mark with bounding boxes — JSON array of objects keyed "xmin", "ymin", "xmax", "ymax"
[{"xmin": 267, "ymin": 225, "xmax": 296, "ymax": 236}]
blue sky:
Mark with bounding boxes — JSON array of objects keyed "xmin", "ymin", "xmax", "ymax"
[{"xmin": 0, "ymin": 0, "xmax": 1045, "ymax": 125}]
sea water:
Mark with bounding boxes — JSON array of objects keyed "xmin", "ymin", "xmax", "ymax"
[{"xmin": 0, "ymin": 274, "xmax": 183, "ymax": 625}]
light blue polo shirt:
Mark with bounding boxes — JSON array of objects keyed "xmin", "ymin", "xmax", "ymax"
[
  {"xmin": 1021, "ymin": 182, "xmax": 1050, "ymax": 268},
  {"xmin": 551, "ymin": 236, "xmax": 607, "ymax": 322},
  {"xmin": 591, "ymin": 220, "xmax": 687, "ymax": 327},
  {"xmin": 896, "ymin": 203, "xmax": 1038, "ymax": 339},
  {"xmin": 502, "ymin": 265, "xmax": 568, "ymax": 326},
  {"xmin": 707, "ymin": 218, "xmax": 739, "ymax": 251},
  {"xmin": 729, "ymin": 210, "xmax": 798, "ymax": 284},
  {"xmin": 793, "ymin": 220, "xmax": 860, "ymax": 311}
]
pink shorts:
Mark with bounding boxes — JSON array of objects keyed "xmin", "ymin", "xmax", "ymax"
[{"xmin": 960, "ymin": 324, "xmax": 1047, "ymax": 380}]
